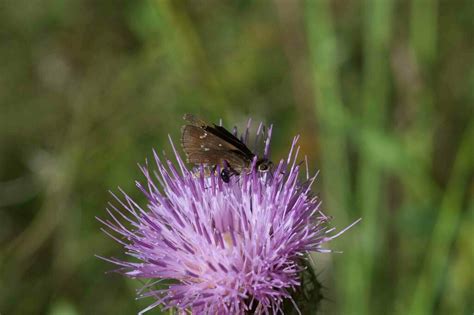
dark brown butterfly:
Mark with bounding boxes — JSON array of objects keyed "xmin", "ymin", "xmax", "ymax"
[{"xmin": 181, "ymin": 114, "xmax": 272, "ymax": 182}]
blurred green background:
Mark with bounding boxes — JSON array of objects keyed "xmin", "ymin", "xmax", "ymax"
[{"xmin": 0, "ymin": 0, "xmax": 472, "ymax": 314}]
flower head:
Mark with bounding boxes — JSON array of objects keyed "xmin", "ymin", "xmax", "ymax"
[{"xmin": 99, "ymin": 121, "xmax": 358, "ymax": 314}]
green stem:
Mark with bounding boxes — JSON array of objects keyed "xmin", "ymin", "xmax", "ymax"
[
  {"xmin": 356, "ymin": 0, "xmax": 394, "ymax": 312},
  {"xmin": 304, "ymin": 1, "xmax": 356, "ymax": 314}
]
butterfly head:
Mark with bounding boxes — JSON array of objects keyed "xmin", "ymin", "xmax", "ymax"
[{"xmin": 256, "ymin": 158, "xmax": 273, "ymax": 173}]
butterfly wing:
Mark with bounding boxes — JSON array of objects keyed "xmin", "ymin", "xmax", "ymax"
[
  {"xmin": 183, "ymin": 114, "xmax": 253, "ymax": 154},
  {"xmin": 181, "ymin": 124, "xmax": 252, "ymax": 172}
]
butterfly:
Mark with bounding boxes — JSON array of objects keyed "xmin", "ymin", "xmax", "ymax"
[{"xmin": 181, "ymin": 114, "xmax": 272, "ymax": 182}]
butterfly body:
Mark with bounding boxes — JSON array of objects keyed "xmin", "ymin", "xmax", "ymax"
[{"xmin": 181, "ymin": 114, "xmax": 272, "ymax": 182}]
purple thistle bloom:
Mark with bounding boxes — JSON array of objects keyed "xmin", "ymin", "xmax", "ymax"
[{"xmin": 99, "ymin": 121, "xmax": 359, "ymax": 314}]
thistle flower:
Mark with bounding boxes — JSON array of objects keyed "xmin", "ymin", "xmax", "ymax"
[{"xmin": 99, "ymin": 122, "xmax": 359, "ymax": 314}]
